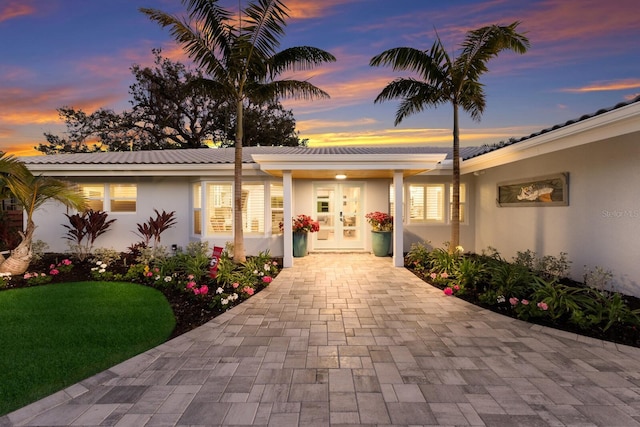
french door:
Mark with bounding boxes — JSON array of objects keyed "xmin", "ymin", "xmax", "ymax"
[{"xmin": 313, "ymin": 182, "xmax": 364, "ymax": 250}]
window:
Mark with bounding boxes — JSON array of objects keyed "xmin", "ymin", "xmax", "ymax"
[
  {"xmin": 193, "ymin": 183, "xmax": 202, "ymax": 235},
  {"xmin": 409, "ymin": 184, "xmax": 444, "ymax": 222},
  {"xmin": 271, "ymin": 183, "xmax": 283, "ymax": 233},
  {"xmin": 110, "ymin": 184, "xmax": 136, "ymax": 212},
  {"xmin": 78, "ymin": 184, "xmax": 136, "ymax": 212},
  {"xmin": 206, "ymin": 183, "xmax": 233, "ymax": 234},
  {"xmin": 449, "ymin": 183, "xmax": 466, "ymax": 223},
  {"xmin": 79, "ymin": 184, "xmax": 104, "ymax": 211},
  {"xmin": 200, "ymin": 181, "xmax": 282, "ymax": 236},
  {"xmin": 243, "ymin": 183, "xmax": 265, "ymax": 234}
]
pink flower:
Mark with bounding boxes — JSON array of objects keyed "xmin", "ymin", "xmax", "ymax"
[
  {"xmin": 443, "ymin": 288, "xmax": 453, "ymax": 296},
  {"xmin": 521, "ymin": 299, "xmax": 529, "ymax": 305},
  {"xmin": 537, "ymin": 302, "xmax": 548, "ymax": 311},
  {"xmin": 49, "ymin": 264, "xmax": 55, "ymax": 269},
  {"xmin": 24, "ymin": 273, "xmax": 32, "ymax": 279},
  {"xmin": 186, "ymin": 281, "xmax": 196, "ymax": 289},
  {"xmin": 62, "ymin": 259, "xmax": 72, "ymax": 266},
  {"xmin": 145, "ymin": 272, "xmax": 153, "ymax": 277},
  {"xmin": 441, "ymin": 272, "xmax": 449, "ymax": 279},
  {"xmin": 453, "ymin": 284, "xmax": 460, "ymax": 291},
  {"xmin": 153, "ymin": 268, "xmax": 159, "ymax": 273},
  {"xmin": 187, "ymin": 274, "xmax": 194, "ymax": 280},
  {"xmin": 232, "ymin": 282, "xmax": 240, "ymax": 289},
  {"xmin": 243, "ymin": 286, "xmax": 255, "ymax": 296},
  {"xmin": 509, "ymin": 297, "xmax": 519, "ymax": 306},
  {"xmin": 199, "ymin": 285, "xmax": 209, "ymax": 295},
  {"xmin": 429, "ymin": 272, "xmax": 437, "ymax": 279},
  {"xmin": 262, "ymin": 276, "xmax": 273, "ymax": 283},
  {"xmin": 40, "ymin": 273, "xmax": 46, "ymax": 277},
  {"xmin": 193, "ymin": 288, "xmax": 200, "ymax": 295},
  {"xmin": 50, "ymin": 269, "xmax": 60, "ymax": 275}
]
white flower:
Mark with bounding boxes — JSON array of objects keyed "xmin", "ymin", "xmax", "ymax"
[
  {"xmin": 264, "ymin": 264, "xmax": 270, "ymax": 271},
  {"xmin": 231, "ymin": 293, "xmax": 238, "ymax": 301},
  {"xmin": 164, "ymin": 276, "xmax": 172, "ymax": 282},
  {"xmin": 100, "ymin": 262, "xmax": 107, "ymax": 268},
  {"xmin": 155, "ymin": 275, "xmax": 161, "ymax": 280},
  {"xmin": 216, "ymin": 287, "xmax": 224, "ymax": 294},
  {"xmin": 91, "ymin": 267, "xmax": 98, "ymax": 271},
  {"xmin": 497, "ymin": 295, "xmax": 506, "ymax": 303},
  {"xmin": 221, "ymin": 298, "xmax": 229, "ymax": 305},
  {"xmin": 99, "ymin": 268, "xmax": 106, "ymax": 273},
  {"xmin": 253, "ymin": 270, "xmax": 258, "ymax": 275}
]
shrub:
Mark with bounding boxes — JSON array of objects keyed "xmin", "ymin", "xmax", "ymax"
[
  {"xmin": 405, "ymin": 242, "xmax": 432, "ymax": 271},
  {"xmin": 134, "ymin": 209, "xmax": 176, "ymax": 247},
  {"xmin": 63, "ymin": 210, "xmax": 116, "ymax": 261},
  {"xmin": 514, "ymin": 249, "xmax": 571, "ymax": 280}
]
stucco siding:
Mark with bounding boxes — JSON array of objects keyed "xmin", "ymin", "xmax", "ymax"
[{"xmin": 474, "ymin": 133, "xmax": 640, "ymax": 296}]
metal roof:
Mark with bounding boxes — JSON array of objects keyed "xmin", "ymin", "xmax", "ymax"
[{"xmin": 20, "ymin": 145, "xmax": 484, "ymax": 166}]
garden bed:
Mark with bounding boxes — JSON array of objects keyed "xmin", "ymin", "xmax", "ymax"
[
  {"xmin": 406, "ymin": 245, "xmax": 640, "ymax": 349},
  {"xmin": 4, "ymin": 251, "xmax": 280, "ymax": 339}
]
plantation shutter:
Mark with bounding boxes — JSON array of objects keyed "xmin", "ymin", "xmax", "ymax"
[
  {"xmin": 242, "ymin": 184, "xmax": 265, "ymax": 234},
  {"xmin": 110, "ymin": 184, "xmax": 137, "ymax": 212},
  {"xmin": 206, "ymin": 183, "xmax": 232, "ymax": 234},
  {"xmin": 270, "ymin": 183, "xmax": 283, "ymax": 234}
]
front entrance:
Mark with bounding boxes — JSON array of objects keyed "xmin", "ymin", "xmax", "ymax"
[{"xmin": 313, "ymin": 182, "xmax": 364, "ymax": 250}]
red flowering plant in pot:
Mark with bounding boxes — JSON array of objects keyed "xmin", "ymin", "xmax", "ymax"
[
  {"xmin": 291, "ymin": 214, "xmax": 320, "ymax": 233},
  {"xmin": 365, "ymin": 211, "xmax": 393, "ymax": 232},
  {"xmin": 280, "ymin": 215, "xmax": 319, "ymax": 257}
]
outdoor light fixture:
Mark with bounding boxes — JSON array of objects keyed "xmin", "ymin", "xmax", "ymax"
[{"xmin": 335, "ymin": 174, "xmax": 347, "ymax": 180}]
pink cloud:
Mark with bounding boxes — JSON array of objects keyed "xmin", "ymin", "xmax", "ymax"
[{"xmin": 0, "ymin": 1, "xmax": 34, "ymax": 23}]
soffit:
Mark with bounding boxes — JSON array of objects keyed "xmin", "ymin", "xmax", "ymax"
[{"xmin": 251, "ymin": 153, "xmax": 448, "ymax": 179}]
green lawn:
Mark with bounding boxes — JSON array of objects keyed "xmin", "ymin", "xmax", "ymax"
[{"xmin": 0, "ymin": 281, "xmax": 175, "ymax": 416}]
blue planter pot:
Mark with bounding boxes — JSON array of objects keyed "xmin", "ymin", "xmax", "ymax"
[
  {"xmin": 293, "ymin": 232, "xmax": 308, "ymax": 257},
  {"xmin": 371, "ymin": 231, "xmax": 391, "ymax": 256}
]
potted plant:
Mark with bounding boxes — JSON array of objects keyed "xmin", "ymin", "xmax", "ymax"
[
  {"xmin": 285, "ymin": 214, "xmax": 320, "ymax": 257},
  {"xmin": 365, "ymin": 211, "xmax": 393, "ymax": 256}
]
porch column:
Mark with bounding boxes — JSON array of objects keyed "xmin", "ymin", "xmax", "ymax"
[
  {"xmin": 283, "ymin": 170, "xmax": 294, "ymax": 268},
  {"xmin": 392, "ymin": 171, "xmax": 404, "ymax": 267}
]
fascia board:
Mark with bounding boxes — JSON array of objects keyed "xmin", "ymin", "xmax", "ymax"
[{"xmin": 461, "ymin": 102, "xmax": 640, "ymax": 175}]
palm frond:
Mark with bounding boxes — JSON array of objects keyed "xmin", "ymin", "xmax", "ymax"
[
  {"xmin": 456, "ymin": 22, "xmax": 530, "ymax": 82},
  {"xmin": 268, "ymin": 46, "xmax": 336, "ymax": 78},
  {"xmin": 242, "ymin": 0, "xmax": 288, "ymax": 59},
  {"xmin": 140, "ymin": 7, "xmax": 232, "ymax": 76},
  {"xmin": 250, "ymin": 80, "xmax": 331, "ymax": 103}
]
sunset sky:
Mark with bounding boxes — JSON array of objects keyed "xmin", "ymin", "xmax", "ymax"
[{"xmin": 1, "ymin": 0, "xmax": 639, "ymax": 156}]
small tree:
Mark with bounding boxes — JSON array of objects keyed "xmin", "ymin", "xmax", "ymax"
[
  {"xmin": 0, "ymin": 154, "xmax": 86, "ymax": 274},
  {"xmin": 63, "ymin": 210, "xmax": 117, "ymax": 261}
]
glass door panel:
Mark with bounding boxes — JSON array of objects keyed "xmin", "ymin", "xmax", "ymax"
[{"xmin": 313, "ymin": 183, "xmax": 364, "ymax": 250}]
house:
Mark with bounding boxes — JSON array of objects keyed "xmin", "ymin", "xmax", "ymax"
[{"xmin": 19, "ymin": 96, "xmax": 640, "ymax": 295}]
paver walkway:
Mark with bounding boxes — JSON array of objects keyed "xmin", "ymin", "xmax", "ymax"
[{"xmin": 5, "ymin": 253, "xmax": 640, "ymax": 426}]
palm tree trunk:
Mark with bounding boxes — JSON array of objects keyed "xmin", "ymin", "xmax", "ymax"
[
  {"xmin": 0, "ymin": 220, "xmax": 35, "ymax": 275},
  {"xmin": 233, "ymin": 98, "xmax": 246, "ymax": 263},
  {"xmin": 450, "ymin": 103, "xmax": 460, "ymax": 253}
]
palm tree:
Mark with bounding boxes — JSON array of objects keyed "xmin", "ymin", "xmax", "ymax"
[
  {"xmin": 370, "ymin": 22, "xmax": 529, "ymax": 252},
  {"xmin": 0, "ymin": 154, "xmax": 86, "ymax": 274},
  {"xmin": 141, "ymin": 0, "xmax": 336, "ymax": 262}
]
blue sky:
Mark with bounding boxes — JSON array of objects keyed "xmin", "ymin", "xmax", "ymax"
[{"xmin": 1, "ymin": 0, "xmax": 638, "ymax": 156}]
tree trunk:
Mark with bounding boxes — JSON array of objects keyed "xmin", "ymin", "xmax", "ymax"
[
  {"xmin": 0, "ymin": 220, "xmax": 35, "ymax": 275},
  {"xmin": 450, "ymin": 103, "xmax": 460, "ymax": 253},
  {"xmin": 233, "ymin": 98, "xmax": 246, "ymax": 263}
]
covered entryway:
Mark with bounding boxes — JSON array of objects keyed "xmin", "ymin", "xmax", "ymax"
[
  {"xmin": 251, "ymin": 149, "xmax": 448, "ymax": 268},
  {"xmin": 313, "ymin": 182, "xmax": 364, "ymax": 251}
]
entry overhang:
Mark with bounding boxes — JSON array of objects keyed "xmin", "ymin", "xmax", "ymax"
[{"xmin": 251, "ymin": 153, "xmax": 447, "ymax": 179}]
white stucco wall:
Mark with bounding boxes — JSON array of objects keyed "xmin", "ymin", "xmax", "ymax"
[
  {"xmin": 473, "ymin": 133, "xmax": 640, "ymax": 296},
  {"xmin": 32, "ymin": 177, "xmax": 192, "ymax": 253}
]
